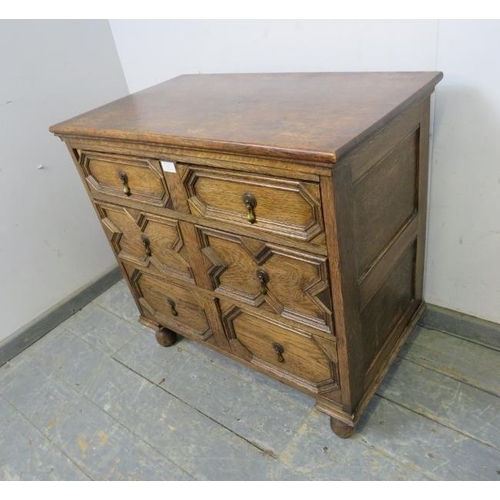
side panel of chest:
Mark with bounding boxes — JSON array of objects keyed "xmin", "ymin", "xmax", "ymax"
[{"xmin": 320, "ymin": 98, "xmax": 430, "ymax": 422}]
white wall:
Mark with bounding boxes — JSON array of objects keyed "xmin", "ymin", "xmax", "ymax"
[
  {"xmin": 111, "ymin": 20, "xmax": 438, "ymax": 93},
  {"xmin": 425, "ymin": 20, "xmax": 500, "ymax": 323},
  {"xmin": 0, "ymin": 20, "xmax": 128, "ymax": 341},
  {"xmin": 109, "ymin": 19, "xmax": 500, "ymax": 325}
]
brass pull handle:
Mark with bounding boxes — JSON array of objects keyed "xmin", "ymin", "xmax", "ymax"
[
  {"xmin": 118, "ymin": 171, "xmax": 131, "ymax": 196},
  {"xmin": 141, "ymin": 235, "xmax": 152, "ymax": 257},
  {"xmin": 256, "ymin": 269, "xmax": 269, "ymax": 295},
  {"xmin": 272, "ymin": 342, "xmax": 285, "ymax": 363},
  {"xmin": 242, "ymin": 192, "xmax": 257, "ymax": 224},
  {"xmin": 167, "ymin": 298, "xmax": 178, "ymax": 317}
]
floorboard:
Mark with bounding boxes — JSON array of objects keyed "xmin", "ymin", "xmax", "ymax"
[{"xmin": 1, "ymin": 280, "xmax": 499, "ymax": 480}]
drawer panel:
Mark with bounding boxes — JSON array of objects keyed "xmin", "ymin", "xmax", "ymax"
[
  {"xmin": 221, "ymin": 305, "xmax": 338, "ymax": 394},
  {"xmin": 180, "ymin": 164, "xmax": 324, "ymax": 243},
  {"xmin": 96, "ymin": 202, "xmax": 194, "ymax": 283},
  {"xmin": 79, "ymin": 151, "xmax": 170, "ymax": 207},
  {"xmin": 129, "ymin": 269, "xmax": 212, "ymax": 341},
  {"xmin": 197, "ymin": 227, "xmax": 334, "ymax": 333}
]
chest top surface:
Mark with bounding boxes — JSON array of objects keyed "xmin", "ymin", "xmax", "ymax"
[{"xmin": 50, "ymin": 72, "xmax": 442, "ymax": 164}]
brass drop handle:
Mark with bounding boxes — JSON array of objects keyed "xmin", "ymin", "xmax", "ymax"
[
  {"xmin": 242, "ymin": 192, "xmax": 257, "ymax": 224},
  {"xmin": 118, "ymin": 171, "xmax": 131, "ymax": 196},
  {"xmin": 256, "ymin": 269, "xmax": 269, "ymax": 295},
  {"xmin": 141, "ymin": 235, "xmax": 152, "ymax": 257},
  {"xmin": 167, "ymin": 298, "xmax": 178, "ymax": 317},
  {"xmin": 272, "ymin": 342, "xmax": 285, "ymax": 363}
]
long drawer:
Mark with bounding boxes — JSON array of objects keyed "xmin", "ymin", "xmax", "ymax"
[
  {"xmin": 219, "ymin": 301, "xmax": 339, "ymax": 397},
  {"xmin": 179, "ymin": 163, "xmax": 324, "ymax": 243},
  {"xmin": 196, "ymin": 226, "xmax": 334, "ymax": 333}
]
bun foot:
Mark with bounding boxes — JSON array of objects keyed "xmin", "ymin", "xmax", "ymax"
[
  {"xmin": 155, "ymin": 327, "xmax": 177, "ymax": 347},
  {"xmin": 330, "ymin": 417, "xmax": 355, "ymax": 438}
]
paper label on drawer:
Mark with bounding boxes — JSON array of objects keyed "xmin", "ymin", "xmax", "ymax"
[{"xmin": 160, "ymin": 161, "xmax": 176, "ymax": 173}]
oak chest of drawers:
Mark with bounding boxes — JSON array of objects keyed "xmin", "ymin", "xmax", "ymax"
[{"xmin": 51, "ymin": 72, "xmax": 443, "ymax": 437}]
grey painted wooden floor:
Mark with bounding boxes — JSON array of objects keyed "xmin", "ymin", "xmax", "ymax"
[{"xmin": 1, "ymin": 281, "xmax": 500, "ymax": 481}]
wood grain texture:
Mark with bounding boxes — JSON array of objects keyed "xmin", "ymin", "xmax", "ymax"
[
  {"xmin": 89, "ymin": 188, "xmax": 329, "ymax": 256},
  {"xmin": 320, "ymin": 173, "xmax": 364, "ymax": 415},
  {"xmin": 378, "ymin": 357, "xmax": 500, "ymax": 451},
  {"xmin": 51, "ymin": 72, "xmax": 442, "ymax": 437},
  {"xmin": 348, "ymin": 302, "xmax": 425, "ymax": 427},
  {"xmin": 359, "ymin": 391, "xmax": 500, "ymax": 481},
  {"xmin": 96, "ymin": 202, "xmax": 194, "ymax": 283},
  {"xmin": 51, "ymin": 72, "xmax": 443, "ymax": 164},
  {"xmin": 155, "ymin": 328, "xmax": 177, "ymax": 347},
  {"xmin": 196, "ymin": 227, "xmax": 333, "ymax": 333},
  {"xmin": 358, "ymin": 215, "xmax": 418, "ymax": 308},
  {"xmin": 67, "ymin": 136, "xmax": 331, "ymax": 176},
  {"xmin": 79, "ymin": 150, "xmax": 170, "ymax": 207},
  {"xmin": 360, "ymin": 243, "xmax": 417, "ymax": 376},
  {"xmin": 353, "ymin": 130, "xmax": 419, "ymax": 276},
  {"xmin": 221, "ymin": 303, "xmax": 338, "ymax": 394},
  {"xmin": 348, "ymin": 102, "xmax": 421, "ymax": 183},
  {"xmin": 129, "ymin": 269, "xmax": 213, "ymax": 342},
  {"xmin": 182, "ymin": 164, "xmax": 324, "ymax": 243},
  {"xmin": 330, "ymin": 417, "xmax": 355, "ymax": 438},
  {"xmin": 402, "ymin": 327, "xmax": 500, "ymax": 397}
]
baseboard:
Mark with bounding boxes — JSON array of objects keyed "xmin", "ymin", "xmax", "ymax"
[
  {"xmin": 419, "ymin": 303, "xmax": 500, "ymax": 351},
  {"xmin": 0, "ymin": 266, "xmax": 122, "ymax": 367}
]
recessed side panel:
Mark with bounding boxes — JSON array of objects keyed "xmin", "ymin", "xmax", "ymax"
[
  {"xmin": 360, "ymin": 242, "xmax": 417, "ymax": 380},
  {"xmin": 353, "ymin": 130, "xmax": 419, "ymax": 277}
]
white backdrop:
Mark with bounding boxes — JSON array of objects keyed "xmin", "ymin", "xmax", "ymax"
[
  {"xmin": 0, "ymin": 20, "xmax": 127, "ymax": 341},
  {"xmin": 109, "ymin": 19, "xmax": 500, "ymax": 324}
]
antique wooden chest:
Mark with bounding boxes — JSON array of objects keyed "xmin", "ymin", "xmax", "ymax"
[{"xmin": 50, "ymin": 72, "xmax": 442, "ymax": 436}]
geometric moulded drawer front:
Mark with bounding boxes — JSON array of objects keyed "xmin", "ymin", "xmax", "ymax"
[
  {"xmin": 129, "ymin": 269, "xmax": 212, "ymax": 342},
  {"xmin": 221, "ymin": 304, "xmax": 339, "ymax": 398},
  {"xmin": 96, "ymin": 202, "xmax": 194, "ymax": 283},
  {"xmin": 197, "ymin": 226, "xmax": 334, "ymax": 333},
  {"xmin": 180, "ymin": 164, "xmax": 324, "ymax": 243},
  {"xmin": 80, "ymin": 150, "xmax": 170, "ymax": 207}
]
